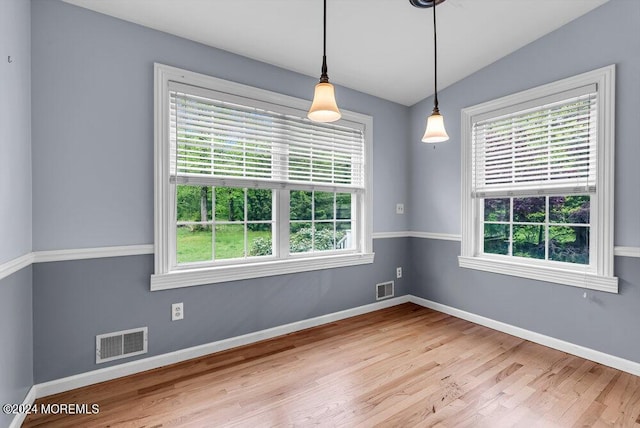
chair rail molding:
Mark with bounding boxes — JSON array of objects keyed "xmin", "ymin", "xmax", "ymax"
[{"xmin": 1, "ymin": 239, "xmax": 638, "ymax": 283}]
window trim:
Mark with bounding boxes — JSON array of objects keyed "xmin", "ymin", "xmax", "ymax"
[
  {"xmin": 459, "ymin": 65, "xmax": 618, "ymax": 293},
  {"xmin": 152, "ymin": 64, "xmax": 373, "ymax": 290}
]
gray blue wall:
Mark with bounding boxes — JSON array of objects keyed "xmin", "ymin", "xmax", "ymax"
[
  {"xmin": 30, "ymin": 0, "xmax": 410, "ymax": 383},
  {"xmin": 0, "ymin": 0, "xmax": 33, "ymax": 425},
  {"xmin": 408, "ymin": 0, "xmax": 640, "ymax": 362},
  {"xmin": 1, "ymin": 0, "xmax": 32, "ymax": 263}
]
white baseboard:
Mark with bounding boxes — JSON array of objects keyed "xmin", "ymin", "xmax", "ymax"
[
  {"xmin": 33, "ymin": 295, "xmax": 410, "ymax": 398},
  {"xmin": 408, "ymin": 295, "xmax": 640, "ymax": 377},
  {"xmin": 9, "ymin": 386, "xmax": 36, "ymax": 428}
]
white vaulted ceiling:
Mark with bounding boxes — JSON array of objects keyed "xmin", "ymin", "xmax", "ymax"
[{"xmin": 62, "ymin": 0, "xmax": 610, "ymax": 106}]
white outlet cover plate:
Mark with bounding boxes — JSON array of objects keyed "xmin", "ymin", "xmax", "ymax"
[
  {"xmin": 172, "ymin": 302, "xmax": 184, "ymax": 321},
  {"xmin": 396, "ymin": 203, "xmax": 404, "ymax": 214},
  {"xmin": 396, "ymin": 267, "xmax": 402, "ymax": 278}
]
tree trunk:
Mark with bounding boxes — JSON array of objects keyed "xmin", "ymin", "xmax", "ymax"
[
  {"xmin": 538, "ymin": 225, "xmax": 544, "ymax": 246},
  {"xmin": 200, "ymin": 187, "xmax": 208, "ymax": 227},
  {"xmin": 574, "ymin": 226, "xmax": 587, "ymax": 248}
]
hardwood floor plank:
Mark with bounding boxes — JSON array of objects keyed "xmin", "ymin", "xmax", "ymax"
[{"xmin": 23, "ymin": 303, "xmax": 640, "ymax": 427}]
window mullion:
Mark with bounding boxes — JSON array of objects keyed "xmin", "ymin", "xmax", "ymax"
[
  {"xmin": 273, "ymin": 121, "xmax": 289, "ymax": 258},
  {"xmin": 333, "ymin": 192, "xmax": 338, "ymax": 250},
  {"xmin": 212, "ymin": 186, "xmax": 217, "ymax": 261},
  {"xmin": 351, "ymin": 192, "xmax": 359, "ymax": 252},
  {"xmin": 545, "ymin": 196, "xmax": 550, "ymax": 261},
  {"xmin": 311, "ymin": 191, "xmax": 316, "ymax": 252},
  {"xmin": 509, "ymin": 197, "xmax": 514, "ymax": 256},
  {"xmin": 277, "ymin": 189, "xmax": 290, "ymax": 258},
  {"xmin": 243, "ymin": 188, "xmax": 248, "ymax": 259}
]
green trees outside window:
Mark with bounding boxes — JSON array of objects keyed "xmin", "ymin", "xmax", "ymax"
[{"xmin": 483, "ymin": 195, "xmax": 590, "ymax": 265}]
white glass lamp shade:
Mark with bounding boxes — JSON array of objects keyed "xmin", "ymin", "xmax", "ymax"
[
  {"xmin": 422, "ymin": 110, "xmax": 449, "ymax": 143},
  {"xmin": 308, "ymin": 82, "xmax": 341, "ymax": 123}
]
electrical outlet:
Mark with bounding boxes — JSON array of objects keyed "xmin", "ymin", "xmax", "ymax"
[
  {"xmin": 396, "ymin": 267, "xmax": 403, "ymax": 278},
  {"xmin": 396, "ymin": 203, "xmax": 404, "ymax": 214},
  {"xmin": 172, "ymin": 302, "xmax": 184, "ymax": 321}
]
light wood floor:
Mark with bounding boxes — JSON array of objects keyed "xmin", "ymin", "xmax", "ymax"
[{"xmin": 24, "ymin": 303, "xmax": 640, "ymax": 427}]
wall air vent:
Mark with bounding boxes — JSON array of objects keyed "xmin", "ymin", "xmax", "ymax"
[
  {"xmin": 96, "ymin": 327, "xmax": 148, "ymax": 364},
  {"xmin": 376, "ymin": 281, "xmax": 394, "ymax": 300}
]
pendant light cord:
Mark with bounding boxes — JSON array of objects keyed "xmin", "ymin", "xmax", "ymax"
[
  {"xmin": 320, "ymin": 0, "xmax": 329, "ymax": 83},
  {"xmin": 432, "ymin": 1, "xmax": 439, "ymax": 111}
]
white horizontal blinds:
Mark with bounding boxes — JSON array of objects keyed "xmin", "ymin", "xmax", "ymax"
[
  {"xmin": 170, "ymin": 91, "xmax": 275, "ymax": 182},
  {"xmin": 287, "ymin": 123, "xmax": 363, "ymax": 188},
  {"xmin": 169, "ymin": 83, "xmax": 364, "ymax": 192},
  {"xmin": 472, "ymin": 85, "xmax": 597, "ymax": 198}
]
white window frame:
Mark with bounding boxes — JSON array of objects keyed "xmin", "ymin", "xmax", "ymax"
[
  {"xmin": 152, "ymin": 64, "xmax": 373, "ymax": 291},
  {"xmin": 459, "ymin": 65, "xmax": 618, "ymax": 293}
]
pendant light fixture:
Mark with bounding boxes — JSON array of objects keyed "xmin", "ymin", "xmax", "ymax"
[
  {"xmin": 411, "ymin": 0, "xmax": 449, "ymax": 143},
  {"xmin": 308, "ymin": 0, "xmax": 341, "ymax": 123}
]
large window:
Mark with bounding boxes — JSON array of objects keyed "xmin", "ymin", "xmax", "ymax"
[
  {"xmin": 152, "ymin": 64, "xmax": 373, "ymax": 290},
  {"xmin": 459, "ymin": 65, "xmax": 618, "ymax": 293}
]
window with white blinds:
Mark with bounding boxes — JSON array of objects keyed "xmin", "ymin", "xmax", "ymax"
[
  {"xmin": 169, "ymin": 83, "xmax": 365, "ymax": 193},
  {"xmin": 472, "ymin": 85, "xmax": 597, "ymax": 198},
  {"xmin": 153, "ymin": 64, "xmax": 373, "ymax": 291},
  {"xmin": 459, "ymin": 65, "xmax": 617, "ymax": 293}
]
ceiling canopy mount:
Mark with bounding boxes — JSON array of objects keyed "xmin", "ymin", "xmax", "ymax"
[{"xmin": 409, "ymin": 0, "xmax": 446, "ymax": 9}]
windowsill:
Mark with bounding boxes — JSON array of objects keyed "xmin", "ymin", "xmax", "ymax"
[
  {"xmin": 458, "ymin": 256, "xmax": 618, "ymax": 293},
  {"xmin": 151, "ymin": 252, "xmax": 375, "ymax": 291}
]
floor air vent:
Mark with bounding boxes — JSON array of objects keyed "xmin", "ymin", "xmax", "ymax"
[
  {"xmin": 376, "ymin": 281, "xmax": 394, "ymax": 300},
  {"xmin": 96, "ymin": 327, "xmax": 148, "ymax": 364}
]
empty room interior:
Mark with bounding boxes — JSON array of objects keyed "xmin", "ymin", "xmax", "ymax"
[{"xmin": 2, "ymin": 0, "xmax": 640, "ymax": 426}]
